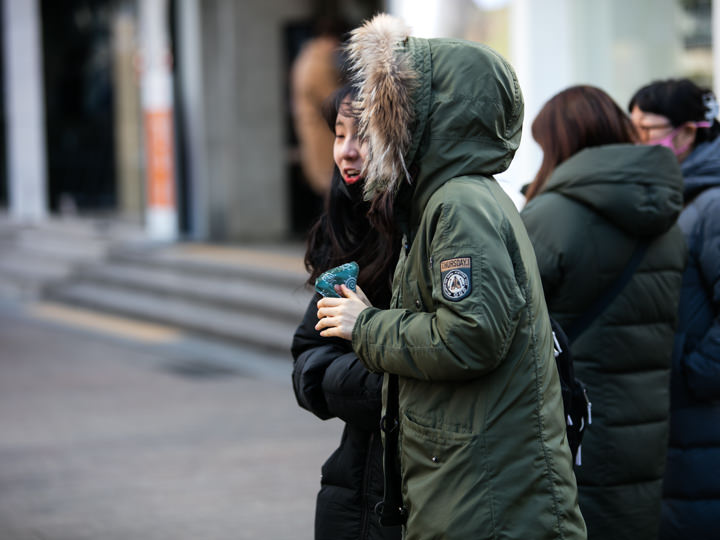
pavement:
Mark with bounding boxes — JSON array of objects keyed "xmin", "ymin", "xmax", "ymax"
[{"xmin": 0, "ymin": 299, "xmax": 342, "ymax": 540}]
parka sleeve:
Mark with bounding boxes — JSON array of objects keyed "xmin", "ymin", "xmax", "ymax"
[
  {"xmin": 683, "ymin": 199, "xmax": 720, "ymax": 401},
  {"xmin": 292, "ymin": 294, "xmax": 383, "ymax": 429},
  {"xmin": 352, "ymin": 197, "xmax": 527, "ymax": 381}
]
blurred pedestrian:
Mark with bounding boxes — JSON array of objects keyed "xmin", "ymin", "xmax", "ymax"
[
  {"xmin": 521, "ymin": 85, "xmax": 686, "ymax": 540},
  {"xmin": 629, "ymin": 78, "xmax": 720, "ymax": 540},
  {"xmin": 290, "ymin": 19, "xmax": 348, "ymax": 196},
  {"xmin": 291, "ymin": 85, "xmax": 401, "ymax": 540},
  {"xmin": 315, "ymin": 14, "xmax": 586, "ymax": 539}
]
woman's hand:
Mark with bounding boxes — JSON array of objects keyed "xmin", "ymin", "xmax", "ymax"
[{"xmin": 315, "ymin": 284, "xmax": 372, "ymax": 340}]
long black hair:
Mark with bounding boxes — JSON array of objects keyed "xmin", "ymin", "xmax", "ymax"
[
  {"xmin": 304, "ymin": 85, "xmax": 400, "ymax": 308},
  {"xmin": 628, "ymin": 78, "xmax": 720, "ymax": 147}
]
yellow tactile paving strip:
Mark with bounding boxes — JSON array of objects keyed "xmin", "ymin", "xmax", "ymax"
[
  {"xmin": 176, "ymin": 245, "xmax": 306, "ymax": 273},
  {"xmin": 27, "ymin": 302, "xmax": 182, "ymax": 344}
]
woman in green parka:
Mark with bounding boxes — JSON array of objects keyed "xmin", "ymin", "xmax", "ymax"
[
  {"xmin": 520, "ymin": 86, "xmax": 687, "ymax": 540},
  {"xmin": 314, "ymin": 14, "xmax": 587, "ymax": 540}
]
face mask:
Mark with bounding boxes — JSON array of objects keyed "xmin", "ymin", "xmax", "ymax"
[{"xmin": 648, "ymin": 121, "xmax": 711, "ymax": 156}]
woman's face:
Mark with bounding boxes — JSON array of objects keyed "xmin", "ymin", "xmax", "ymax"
[
  {"xmin": 333, "ymin": 99, "xmax": 368, "ymax": 185},
  {"xmin": 630, "ymin": 105, "xmax": 696, "ymax": 162}
]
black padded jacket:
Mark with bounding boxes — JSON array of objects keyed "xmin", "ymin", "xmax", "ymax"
[{"xmin": 292, "ymin": 294, "xmax": 401, "ymax": 540}]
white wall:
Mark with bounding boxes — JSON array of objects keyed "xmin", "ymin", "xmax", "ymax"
[
  {"xmin": 501, "ymin": 0, "xmax": 684, "ymax": 203},
  {"xmin": 2, "ymin": 0, "xmax": 48, "ymax": 222},
  {"xmin": 388, "ymin": 0, "xmax": 471, "ymax": 38},
  {"xmin": 389, "ymin": 0, "xmax": 690, "ymax": 205}
]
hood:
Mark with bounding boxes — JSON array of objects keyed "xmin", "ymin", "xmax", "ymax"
[
  {"xmin": 544, "ymin": 144, "xmax": 683, "ymax": 237},
  {"xmin": 681, "ymin": 136, "xmax": 720, "ymax": 199},
  {"xmin": 346, "ymin": 14, "xmax": 524, "ymax": 212}
]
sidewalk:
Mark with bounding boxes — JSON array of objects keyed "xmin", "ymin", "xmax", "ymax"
[
  {"xmin": 0, "ymin": 215, "xmax": 340, "ymax": 539},
  {"xmin": 0, "ymin": 294, "xmax": 340, "ymax": 540}
]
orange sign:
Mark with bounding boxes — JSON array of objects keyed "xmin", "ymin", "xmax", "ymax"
[{"xmin": 144, "ymin": 109, "xmax": 175, "ymax": 208}]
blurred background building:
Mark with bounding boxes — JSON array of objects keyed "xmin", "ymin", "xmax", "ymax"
[{"xmin": 0, "ymin": 0, "xmax": 717, "ymax": 242}]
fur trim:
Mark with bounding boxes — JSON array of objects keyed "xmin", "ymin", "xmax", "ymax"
[{"xmin": 345, "ymin": 14, "xmax": 417, "ymax": 199}]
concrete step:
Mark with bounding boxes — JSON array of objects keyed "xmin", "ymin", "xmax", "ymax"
[
  {"xmin": 107, "ymin": 243, "xmax": 309, "ymax": 289},
  {"xmin": 2, "ymin": 217, "xmax": 142, "ymax": 258},
  {"xmin": 0, "ymin": 214, "xmax": 315, "ymax": 352},
  {"xmin": 54, "ymin": 260, "xmax": 313, "ymax": 324},
  {"xmin": 11, "ymin": 231, "xmax": 109, "ymax": 259},
  {"xmin": 0, "ymin": 241, "xmax": 99, "ymax": 301},
  {"xmin": 0, "ymin": 215, "xmax": 145, "ymax": 300},
  {"xmin": 0, "ymin": 250, "xmax": 75, "ymax": 281},
  {"xmin": 48, "ymin": 282, "xmax": 302, "ymax": 353},
  {"xmin": 43, "ymin": 240, "xmax": 314, "ymax": 352}
]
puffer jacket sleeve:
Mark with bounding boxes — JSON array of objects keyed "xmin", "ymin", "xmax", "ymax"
[
  {"xmin": 352, "ymin": 193, "xmax": 527, "ymax": 381},
  {"xmin": 322, "ymin": 352, "xmax": 384, "ymax": 431},
  {"xmin": 292, "ymin": 294, "xmax": 383, "ymax": 429},
  {"xmin": 684, "ymin": 198, "xmax": 720, "ymax": 401}
]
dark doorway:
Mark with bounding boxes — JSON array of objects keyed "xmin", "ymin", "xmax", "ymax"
[
  {"xmin": 168, "ymin": 0, "xmax": 191, "ymax": 235},
  {"xmin": 41, "ymin": 0, "xmax": 116, "ymax": 213}
]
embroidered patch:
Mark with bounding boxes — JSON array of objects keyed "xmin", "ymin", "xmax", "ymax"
[{"xmin": 440, "ymin": 257, "xmax": 472, "ymax": 301}]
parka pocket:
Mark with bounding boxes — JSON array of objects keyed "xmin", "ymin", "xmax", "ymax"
[{"xmin": 400, "ymin": 413, "xmax": 494, "ymax": 537}]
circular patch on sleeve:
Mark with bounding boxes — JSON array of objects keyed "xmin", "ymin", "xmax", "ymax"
[{"xmin": 440, "ymin": 257, "xmax": 472, "ymax": 301}]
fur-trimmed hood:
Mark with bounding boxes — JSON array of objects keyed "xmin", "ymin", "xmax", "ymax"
[{"xmin": 346, "ymin": 13, "xmax": 524, "ymax": 211}]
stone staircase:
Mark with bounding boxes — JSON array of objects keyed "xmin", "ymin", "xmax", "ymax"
[
  {"xmin": 46, "ymin": 243, "xmax": 313, "ymax": 353},
  {"xmin": 0, "ymin": 215, "xmax": 141, "ymax": 299},
  {"xmin": 0, "ymin": 215, "xmax": 313, "ymax": 354}
]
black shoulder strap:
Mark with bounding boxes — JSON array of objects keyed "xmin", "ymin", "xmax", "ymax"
[{"xmin": 564, "ymin": 239, "xmax": 649, "ymax": 343}]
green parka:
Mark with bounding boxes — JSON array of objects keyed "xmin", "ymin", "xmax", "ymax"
[
  {"xmin": 346, "ymin": 14, "xmax": 586, "ymax": 540},
  {"xmin": 521, "ymin": 144, "xmax": 686, "ymax": 540}
]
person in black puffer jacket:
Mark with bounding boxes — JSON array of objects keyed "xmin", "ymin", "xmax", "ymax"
[
  {"xmin": 521, "ymin": 85, "xmax": 686, "ymax": 540},
  {"xmin": 291, "ymin": 85, "xmax": 401, "ymax": 540},
  {"xmin": 629, "ymin": 78, "xmax": 720, "ymax": 540}
]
